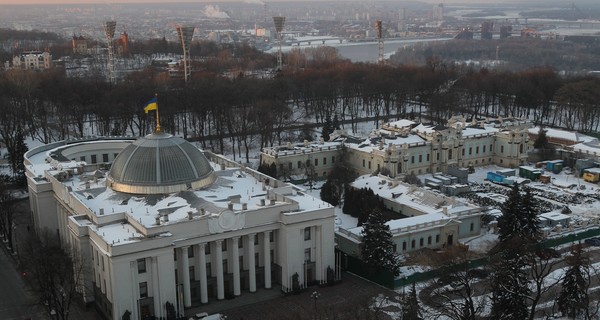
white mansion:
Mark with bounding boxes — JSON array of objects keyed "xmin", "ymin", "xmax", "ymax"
[
  {"xmin": 260, "ymin": 116, "xmax": 531, "ymax": 180},
  {"xmin": 25, "ymin": 133, "xmax": 336, "ymax": 320}
]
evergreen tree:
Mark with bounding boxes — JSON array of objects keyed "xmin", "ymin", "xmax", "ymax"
[
  {"xmin": 497, "ymin": 184, "xmax": 523, "ymax": 244},
  {"xmin": 321, "ymin": 115, "xmax": 333, "ymax": 141},
  {"xmin": 332, "ymin": 114, "xmax": 341, "ymax": 130},
  {"xmin": 533, "ymin": 126, "xmax": 551, "ymax": 149},
  {"xmin": 557, "ymin": 245, "xmax": 590, "ymax": 319},
  {"xmin": 490, "ymin": 244, "xmax": 531, "ymax": 320},
  {"xmin": 9, "ymin": 125, "xmax": 28, "ymax": 186},
  {"xmin": 320, "ymin": 180, "xmax": 339, "ymax": 206},
  {"xmin": 402, "ymin": 282, "xmax": 423, "ymax": 320},
  {"xmin": 361, "ymin": 208, "xmax": 399, "ymax": 275},
  {"xmin": 520, "ymin": 188, "xmax": 540, "ymax": 241}
]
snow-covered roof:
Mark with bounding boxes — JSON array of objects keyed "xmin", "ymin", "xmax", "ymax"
[
  {"xmin": 345, "ymin": 134, "xmax": 426, "ymax": 153},
  {"xmin": 383, "ymin": 119, "xmax": 415, "ymax": 129},
  {"xmin": 528, "ymin": 126, "xmax": 595, "ymax": 144},
  {"xmin": 461, "ymin": 125, "xmax": 499, "ymax": 138},
  {"xmin": 539, "ymin": 211, "xmax": 571, "ymax": 222}
]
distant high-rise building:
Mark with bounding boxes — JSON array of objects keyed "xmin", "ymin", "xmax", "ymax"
[
  {"xmin": 500, "ymin": 26, "xmax": 512, "ymax": 39},
  {"xmin": 433, "ymin": 4, "xmax": 444, "ymax": 22},
  {"xmin": 481, "ymin": 21, "xmax": 494, "ymax": 40}
]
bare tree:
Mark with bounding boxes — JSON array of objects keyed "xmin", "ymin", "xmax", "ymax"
[{"xmin": 21, "ymin": 230, "xmax": 86, "ymax": 320}]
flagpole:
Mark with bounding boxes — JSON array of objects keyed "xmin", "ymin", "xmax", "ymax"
[{"xmin": 155, "ymin": 93, "xmax": 161, "ymax": 133}]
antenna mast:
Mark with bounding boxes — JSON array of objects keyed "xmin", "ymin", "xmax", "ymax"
[
  {"xmin": 103, "ymin": 21, "xmax": 117, "ymax": 84},
  {"xmin": 176, "ymin": 26, "xmax": 195, "ymax": 83},
  {"xmin": 272, "ymin": 16, "xmax": 286, "ymax": 71}
]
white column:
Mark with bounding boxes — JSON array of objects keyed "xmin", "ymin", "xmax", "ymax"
[
  {"xmin": 215, "ymin": 240, "xmax": 225, "ymax": 300},
  {"xmin": 130, "ymin": 261, "xmax": 139, "ymax": 320},
  {"xmin": 198, "ymin": 243, "xmax": 208, "ymax": 304},
  {"xmin": 180, "ymin": 247, "xmax": 191, "ymax": 307},
  {"xmin": 315, "ymin": 226, "xmax": 322, "ymax": 283},
  {"xmin": 231, "ymin": 237, "xmax": 241, "ymax": 296},
  {"xmin": 248, "ymin": 234, "xmax": 256, "ymax": 293},
  {"xmin": 151, "ymin": 257, "xmax": 161, "ymax": 318},
  {"xmin": 263, "ymin": 231, "xmax": 272, "ymax": 289}
]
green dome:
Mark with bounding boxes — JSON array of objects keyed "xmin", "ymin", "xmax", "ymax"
[{"xmin": 107, "ymin": 133, "xmax": 216, "ymax": 194}]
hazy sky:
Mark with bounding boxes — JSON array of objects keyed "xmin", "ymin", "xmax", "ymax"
[{"xmin": 0, "ymin": 0, "xmax": 519, "ymax": 4}]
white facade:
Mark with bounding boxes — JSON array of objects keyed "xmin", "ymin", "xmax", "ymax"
[
  {"xmin": 25, "ymin": 137, "xmax": 335, "ymax": 320},
  {"xmin": 12, "ymin": 51, "xmax": 52, "ymax": 70}
]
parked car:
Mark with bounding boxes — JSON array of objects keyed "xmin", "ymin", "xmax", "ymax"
[
  {"xmin": 467, "ymin": 268, "xmax": 489, "ymax": 279},
  {"xmin": 585, "ymin": 237, "xmax": 600, "ymax": 246},
  {"xmin": 536, "ymin": 248, "xmax": 561, "ymax": 260}
]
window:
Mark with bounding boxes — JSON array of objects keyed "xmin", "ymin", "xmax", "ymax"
[
  {"xmin": 419, "ymin": 238, "xmax": 424, "ymax": 247},
  {"xmin": 426, "ymin": 154, "xmax": 430, "ymax": 161},
  {"xmin": 102, "ymin": 153, "xmax": 109, "ymax": 162},
  {"xmin": 306, "ymin": 160, "xmax": 310, "ymax": 167},
  {"xmin": 392, "ymin": 244, "xmax": 397, "ymax": 252},
  {"xmin": 520, "ymin": 144, "xmax": 524, "ymax": 153},
  {"xmin": 238, "ymin": 238, "xmax": 243, "ymax": 248},
  {"xmin": 206, "ymin": 263, "xmax": 212, "ymax": 277},
  {"xmin": 189, "ymin": 266, "xmax": 195, "ymax": 281},
  {"xmin": 362, "ymin": 159, "xmax": 365, "ymax": 167},
  {"xmin": 289, "ymin": 162, "xmax": 292, "ymax": 171},
  {"xmin": 205, "ymin": 244, "xmax": 211, "ymax": 254},
  {"xmin": 469, "ymin": 147, "xmax": 472, "ymax": 155},
  {"xmin": 254, "ymin": 234, "xmax": 259, "ymax": 245},
  {"xmin": 402, "ymin": 241, "xmax": 407, "ymax": 251},
  {"xmin": 102, "ymin": 256, "xmax": 105, "ymax": 271},
  {"xmin": 314, "ymin": 158, "xmax": 318, "ymax": 166},
  {"xmin": 435, "ymin": 235, "xmax": 440, "ymax": 243},
  {"xmin": 419, "ymin": 154, "xmax": 422, "ymax": 162},
  {"xmin": 411, "ymin": 156, "xmax": 415, "ymax": 164},
  {"xmin": 462, "ymin": 149, "xmax": 465, "ymax": 156},
  {"xmin": 96, "ymin": 251, "xmax": 99, "ymax": 266},
  {"xmin": 427, "ymin": 236, "xmax": 432, "ymax": 245},
  {"xmin": 448, "ymin": 149, "xmax": 452, "ymax": 160},
  {"xmin": 80, "ymin": 156, "xmax": 85, "ymax": 162},
  {"xmin": 139, "ymin": 282, "xmax": 148, "ymax": 298},
  {"xmin": 332, "ymin": 156, "xmax": 336, "ymax": 163},
  {"xmin": 323, "ymin": 157, "xmax": 327, "ymax": 165},
  {"xmin": 255, "ymin": 253, "xmax": 260, "ymax": 266},
  {"xmin": 501, "ymin": 145, "xmax": 504, "ymax": 153},
  {"xmin": 368, "ymin": 161, "xmax": 371, "ymax": 169},
  {"xmin": 222, "ymin": 240, "xmax": 227, "ymax": 251},
  {"xmin": 91, "ymin": 154, "xmax": 97, "ymax": 163},
  {"xmin": 489, "ymin": 144, "xmax": 493, "ymax": 152},
  {"xmin": 239, "ymin": 256, "xmax": 244, "ymax": 270},
  {"xmin": 476, "ymin": 146, "xmax": 479, "ymax": 154},
  {"xmin": 223, "ymin": 259, "xmax": 228, "ymax": 274},
  {"xmin": 483, "ymin": 145, "xmax": 486, "ymax": 153},
  {"xmin": 269, "ymin": 232, "xmax": 274, "ymax": 242},
  {"xmin": 188, "ymin": 247, "xmax": 194, "ymax": 258},
  {"xmin": 174, "ymin": 249, "xmax": 177, "ymax": 261},
  {"xmin": 411, "ymin": 240, "xmax": 415, "ymax": 249},
  {"xmin": 304, "ymin": 227, "xmax": 311, "ymax": 241},
  {"xmin": 470, "ymin": 223, "xmax": 474, "ymax": 231},
  {"xmin": 298, "ymin": 161, "xmax": 302, "ymax": 169},
  {"xmin": 377, "ymin": 164, "xmax": 380, "ymax": 171},
  {"xmin": 137, "ymin": 259, "xmax": 146, "ymax": 274},
  {"xmin": 437, "ymin": 153, "xmax": 440, "ymax": 161},
  {"xmin": 270, "ymin": 249, "xmax": 275, "ymax": 264},
  {"xmin": 304, "ymin": 248, "xmax": 311, "ymax": 262}
]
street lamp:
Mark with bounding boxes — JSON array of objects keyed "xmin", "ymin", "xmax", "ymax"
[{"xmin": 310, "ymin": 291, "xmax": 321, "ymax": 319}]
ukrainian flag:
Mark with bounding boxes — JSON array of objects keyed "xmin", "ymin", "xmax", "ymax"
[{"xmin": 144, "ymin": 97, "xmax": 158, "ymax": 113}]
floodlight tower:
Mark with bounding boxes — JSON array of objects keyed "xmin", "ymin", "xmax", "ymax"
[
  {"xmin": 272, "ymin": 16, "xmax": 285, "ymax": 71},
  {"xmin": 176, "ymin": 25, "xmax": 195, "ymax": 83},
  {"xmin": 376, "ymin": 20, "xmax": 384, "ymax": 64},
  {"xmin": 103, "ymin": 21, "xmax": 117, "ymax": 84}
]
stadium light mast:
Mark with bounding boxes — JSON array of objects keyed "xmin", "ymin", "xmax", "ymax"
[
  {"xmin": 272, "ymin": 16, "xmax": 285, "ymax": 71},
  {"xmin": 103, "ymin": 21, "xmax": 117, "ymax": 84},
  {"xmin": 376, "ymin": 20, "xmax": 384, "ymax": 64},
  {"xmin": 176, "ymin": 25, "xmax": 195, "ymax": 83}
]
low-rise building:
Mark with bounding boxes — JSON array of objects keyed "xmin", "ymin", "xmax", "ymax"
[{"xmin": 11, "ymin": 50, "xmax": 52, "ymax": 70}]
